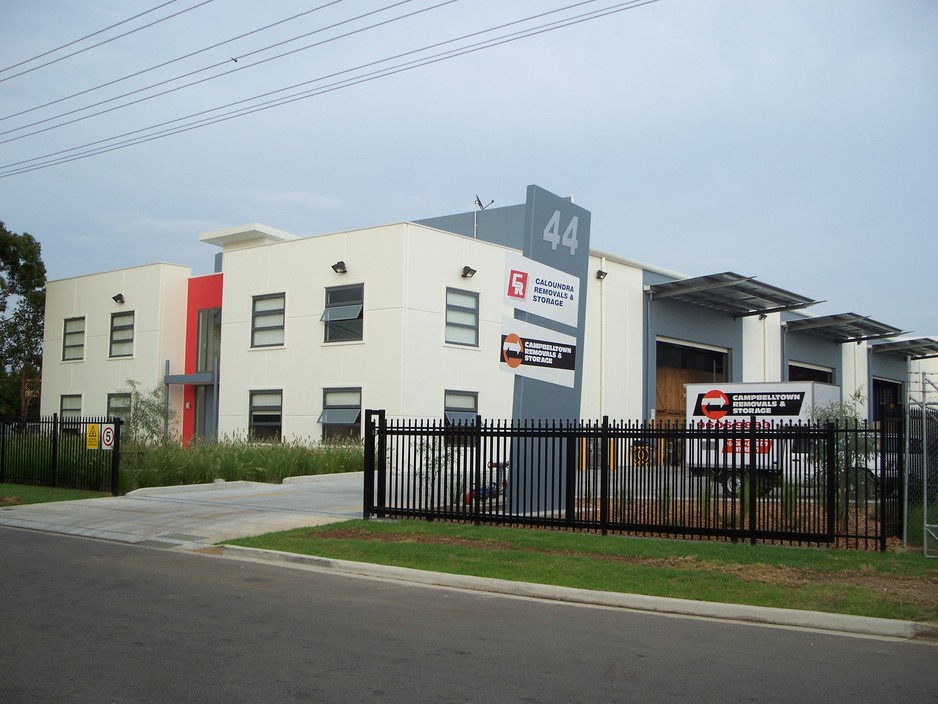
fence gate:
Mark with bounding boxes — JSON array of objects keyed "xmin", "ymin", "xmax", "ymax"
[
  {"xmin": 0, "ymin": 415, "xmax": 123, "ymax": 495},
  {"xmin": 907, "ymin": 402, "xmax": 938, "ymax": 557},
  {"xmin": 364, "ymin": 410, "xmax": 900, "ymax": 550}
]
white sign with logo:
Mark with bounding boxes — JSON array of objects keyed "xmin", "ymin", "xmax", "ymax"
[
  {"xmin": 503, "ymin": 251, "xmax": 579, "ymax": 329},
  {"xmin": 500, "ymin": 316, "xmax": 577, "ymax": 388}
]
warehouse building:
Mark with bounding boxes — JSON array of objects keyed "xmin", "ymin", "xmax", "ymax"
[{"xmin": 39, "ymin": 185, "xmax": 938, "ymax": 443}]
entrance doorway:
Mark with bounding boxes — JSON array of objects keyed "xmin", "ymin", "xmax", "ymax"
[{"xmin": 655, "ymin": 340, "xmax": 727, "ymax": 425}]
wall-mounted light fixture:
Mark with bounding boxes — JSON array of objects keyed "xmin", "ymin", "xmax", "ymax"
[
  {"xmin": 595, "ymin": 270, "xmax": 608, "ymax": 280},
  {"xmin": 461, "ymin": 266, "xmax": 477, "ymax": 278},
  {"xmin": 331, "ymin": 261, "xmax": 347, "ymax": 274},
  {"xmin": 112, "ymin": 293, "xmax": 125, "ymax": 303}
]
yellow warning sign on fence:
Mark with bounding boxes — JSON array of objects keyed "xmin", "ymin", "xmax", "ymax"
[{"xmin": 86, "ymin": 423, "xmax": 99, "ymax": 450}]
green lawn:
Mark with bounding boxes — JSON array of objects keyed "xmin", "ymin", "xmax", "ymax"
[
  {"xmin": 0, "ymin": 483, "xmax": 108, "ymax": 506},
  {"xmin": 228, "ymin": 519, "xmax": 938, "ymax": 622}
]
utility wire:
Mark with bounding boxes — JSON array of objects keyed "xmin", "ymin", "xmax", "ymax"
[
  {"xmin": 0, "ymin": 0, "xmax": 648, "ymax": 173},
  {"xmin": 0, "ymin": 0, "xmax": 184, "ymax": 75},
  {"xmin": 0, "ymin": 0, "xmax": 217, "ymax": 84},
  {"xmin": 0, "ymin": 0, "xmax": 349, "ymax": 123},
  {"xmin": 0, "ymin": 0, "xmax": 444, "ymax": 143},
  {"xmin": 0, "ymin": 1, "xmax": 659, "ymax": 178}
]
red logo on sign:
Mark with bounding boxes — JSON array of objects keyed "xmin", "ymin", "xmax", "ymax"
[
  {"xmin": 502, "ymin": 333, "xmax": 524, "ymax": 369},
  {"xmin": 507, "ymin": 270, "xmax": 528, "ymax": 299},
  {"xmin": 701, "ymin": 389, "xmax": 730, "ymax": 421}
]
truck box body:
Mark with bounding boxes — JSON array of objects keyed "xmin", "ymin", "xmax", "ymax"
[{"xmin": 684, "ymin": 382, "xmax": 842, "ymax": 493}]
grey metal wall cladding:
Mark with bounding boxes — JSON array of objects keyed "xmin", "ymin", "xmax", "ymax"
[
  {"xmin": 785, "ymin": 331, "xmax": 842, "ymax": 374},
  {"xmin": 643, "ymin": 269, "xmax": 679, "ymax": 287},
  {"xmin": 415, "ymin": 204, "xmax": 527, "ymax": 250},
  {"xmin": 870, "ymin": 352, "xmax": 907, "ymax": 382},
  {"xmin": 653, "ymin": 298, "xmax": 742, "ymax": 364}
]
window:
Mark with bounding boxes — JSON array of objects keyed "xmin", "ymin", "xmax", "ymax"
[
  {"xmin": 60, "ymin": 395, "xmax": 82, "ymax": 433},
  {"xmin": 445, "ymin": 289, "xmax": 479, "ymax": 346},
  {"xmin": 318, "ymin": 388, "xmax": 361, "ymax": 442},
  {"xmin": 107, "ymin": 393, "xmax": 132, "ymax": 421},
  {"xmin": 249, "ymin": 390, "xmax": 282, "ymax": 442},
  {"xmin": 60, "ymin": 394, "xmax": 82, "ymax": 418},
  {"xmin": 109, "ymin": 311, "xmax": 135, "ymax": 357},
  {"xmin": 444, "ymin": 390, "xmax": 478, "ymax": 447},
  {"xmin": 444, "ymin": 390, "xmax": 478, "ymax": 425},
  {"xmin": 789, "ymin": 363, "xmax": 833, "ymax": 384},
  {"xmin": 197, "ymin": 308, "xmax": 222, "ymax": 371},
  {"xmin": 62, "ymin": 317, "xmax": 85, "ymax": 361},
  {"xmin": 252, "ymin": 294, "xmax": 285, "ymax": 347},
  {"xmin": 322, "ymin": 284, "xmax": 363, "ymax": 342}
]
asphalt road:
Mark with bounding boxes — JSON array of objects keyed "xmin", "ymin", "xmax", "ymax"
[{"xmin": 2, "ymin": 528, "xmax": 935, "ymax": 704}]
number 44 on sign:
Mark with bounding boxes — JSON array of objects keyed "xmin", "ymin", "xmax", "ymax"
[{"xmin": 542, "ymin": 210, "xmax": 578, "ymax": 255}]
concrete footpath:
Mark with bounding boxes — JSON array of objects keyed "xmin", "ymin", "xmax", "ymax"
[
  {"xmin": 0, "ymin": 472, "xmax": 364, "ymax": 548},
  {"xmin": 1, "ymin": 472, "xmax": 935, "ymax": 642}
]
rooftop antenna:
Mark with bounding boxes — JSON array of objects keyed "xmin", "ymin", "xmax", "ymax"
[{"xmin": 473, "ymin": 194, "xmax": 493, "ymax": 239}]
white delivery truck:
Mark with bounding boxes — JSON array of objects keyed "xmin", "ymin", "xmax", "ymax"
[{"xmin": 684, "ymin": 381, "xmax": 841, "ymax": 495}]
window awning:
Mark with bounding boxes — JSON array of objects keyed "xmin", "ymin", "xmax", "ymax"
[
  {"xmin": 164, "ymin": 371, "xmax": 216, "ymax": 385},
  {"xmin": 320, "ymin": 304, "xmax": 363, "ymax": 322},
  {"xmin": 648, "ymin": 272, "xmax": 818, "ymax": 318},
  {"xmin": 785, "ymin": 313, "xmax": 905, "ymax": 343},
  {"xmin": 445, "ymin": 411, "xmax": 478, "ymax": 425},
  {"xmin": 869, "ymin": 337, "xmax": 938, "ymax": 359},
  {"xmin": 317, "ymin": 409, "xmax": 361, "ymax": 424}
]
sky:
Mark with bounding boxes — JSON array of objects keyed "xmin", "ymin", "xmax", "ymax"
[{"xmin": 1, "ymin": 0, "xmax": 936, "ymax": 337}]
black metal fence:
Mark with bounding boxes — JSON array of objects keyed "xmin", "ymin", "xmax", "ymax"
[
  {"xmin": 363, "ymin": 411, "xmax": 904, "ymax": 551},
  {"xmin": 0, "ymin": 415, "xmax": 123, "ymax": 495}
]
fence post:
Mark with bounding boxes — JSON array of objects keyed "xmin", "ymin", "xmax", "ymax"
[
  {"xmin": 565, "ymin": 424, "xmax": 577, "ymax": 527},
  {"xmin": 0, "ymin": 420, "xmax": 6, "ymax": 484},
  {"xmin": 748, "ymin": 416, "xmax": 757, "ymax": 545},
  {"xmin": 600, "ymin": 416, "xmax": 610, "ymax": 536},
  {"xmin": 51, "ymin": 412, "xmax": 59, "ymax": 488},
  {"xmin": 826, "ymin": 421, "xmax": 836, "ymax": 541},
  {"xmin": 110, "ymin": 418, "xmax": 122, "ymax": 496},
  {"xmin": 363, "ymin": 410, "xmax": 377, "ymax": 519}
]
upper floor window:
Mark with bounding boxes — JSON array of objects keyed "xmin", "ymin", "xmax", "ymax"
[
  {"xmin": 249, "ymin": 390, "xmax": 282, "ymax": 442},
  {"xmin": 109, "ymin": 311, "xmax": 135, "ymax": 358},
  {"xmin": 62, "ymin": 317, "xmax": 85, "ymax": 361},
  {"xmin": 322, "ymin": 284, "xmax": 363, "ymax": 342},
  {"xmin": 197, "ymin": 308, "xmax": 222, "ymax": 371},
  {"xmin": 445, "ymin": 288, "xmax": 479, "ymax": 346},
  {"xmin": 251, "ymin": 294, "xmax": 285, "ymax": 348}
]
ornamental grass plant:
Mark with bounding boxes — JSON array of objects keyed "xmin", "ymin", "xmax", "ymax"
[{"xmin": 119, "ymin": 438, "xmax": 362, "ymax": 493}]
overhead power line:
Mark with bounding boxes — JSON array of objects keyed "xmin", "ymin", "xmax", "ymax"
[
  {"xmin": 0, "ymin": 0, "xmax": 442, "ymax": 143},
  {"xmin": 0, "ymin": 0, "xmax": 184, "ymax": 75},
  {"xmin": 0, "ymin": 0, "xmax": 350, "ymax": 123},
  {"xmin": 0, "ymin": 0, "xmax": 217, "ymax": 84},
  {"xmin": 0, "ymin": 0, "xmax": 660, "ymax": 178}
]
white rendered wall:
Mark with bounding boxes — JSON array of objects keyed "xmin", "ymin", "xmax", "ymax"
[
  {"xmin": 396, "ymin": 225, "xmax": 515, "ymax": 420},
  {"xmin": 40, "ymin": 263, "xmax": 190, "ymax": 431},
  {"xmin": 580, "ymin": 255, "xmax": 644, "ymax": 420},
  {"xmin": 213, "ymin": 223, "xmax": 519, "ymax": 441},
  {"xmin": 841, "ymin": 341, "xmax": 870, "ymax": 413},
  {"xmin": 741, "ymin": 313, "xmax": 782, "ymax": 382}
]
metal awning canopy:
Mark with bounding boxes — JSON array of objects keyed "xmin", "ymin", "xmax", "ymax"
[
  {"xmin": 869, "ymin": 337, "xmax": 938, "ymax": 359},
  {"xmin": 785, "ymin": 313, "xmax": 905, "ymax": 343},
  {"xmin": 647, "ymin": 271, "xmax": 818, "ymax": 318}
]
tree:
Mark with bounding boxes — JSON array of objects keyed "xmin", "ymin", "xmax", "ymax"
[
  {"xmin": 119, "ymin": 380, "xmax": 178, "ymax": 450},
  {"xmin": 0, "ymin": 221, "xmax": 46, "ymax": 417}
]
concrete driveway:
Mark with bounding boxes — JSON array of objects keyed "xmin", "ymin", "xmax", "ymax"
[{"xmin": 0, "ymin": 472, "xmax": 364, "ymax": 548}]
